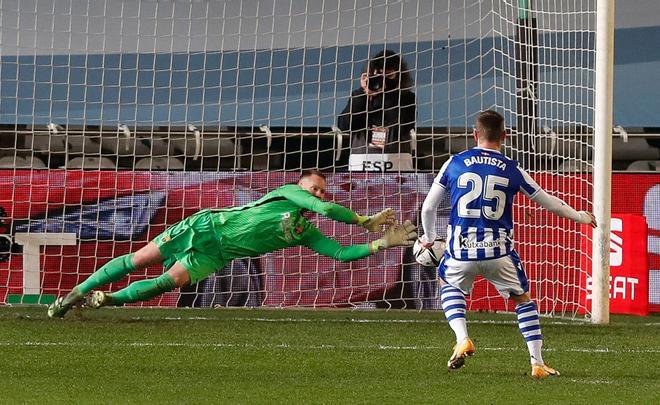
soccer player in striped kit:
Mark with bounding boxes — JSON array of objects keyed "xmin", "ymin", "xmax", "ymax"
[
  {"xmin": 48, "ymin": 170, "xmax": 417, "ymax": 318},
  {"xmin": 418, "ymin": 110, "xmax": 597, "ymax": 379}
]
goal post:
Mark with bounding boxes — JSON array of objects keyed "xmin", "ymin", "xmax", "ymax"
[
  {"xmin": 591, "ymin": 0, "xmax": 616, "ymax": 325},
  {"xmin": 0, "ymin": 0, "xmax": 611, "ymax": 319}
]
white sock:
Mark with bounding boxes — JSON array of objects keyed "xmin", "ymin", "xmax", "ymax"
[
  {"xmin": 441, "ymin": 284, "xmax": 468, "ymax": 343},
  {"xmin": 448, "ymin": 318, "xmax": 469, "ymax": 342},
  {"xmin": 516, "ymin": 301, "xmax": 544, "ymax": 365},
  {"xmin": 526, "ymin": 339, "xmax": 544, "ymax": 366}
]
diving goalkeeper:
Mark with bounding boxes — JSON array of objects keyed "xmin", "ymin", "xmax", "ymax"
[{"xmin": 48, "ymin": 170, "xmax": 417, "ymax": 318}]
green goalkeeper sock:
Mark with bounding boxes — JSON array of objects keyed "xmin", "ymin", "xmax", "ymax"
[
  {"xmin": 108, "ymin": 273, "xmax": 177, "ymax": 305},
  {"xmin": 78, "ymin": 254, "xmax": 136, "ymax": 294},
  {"xmin": 62, "ymin": 254, "xmax": 136, "ymax": 306}
]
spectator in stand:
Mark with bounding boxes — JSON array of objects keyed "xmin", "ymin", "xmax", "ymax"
[{"xmin": 338, "ymin": 50, "xmax": 416, "ymax": 170}]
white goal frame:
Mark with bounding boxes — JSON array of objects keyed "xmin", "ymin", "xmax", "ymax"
[{"xmin": 591, "ymin": 0, "xmax": 615, "ymax": 325}]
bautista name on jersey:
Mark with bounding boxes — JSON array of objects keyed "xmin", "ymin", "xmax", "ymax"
[
  {"xmin": 463, "ymin": 155, "xmax": 507, "ymax": 171},
  {"xmin": 435, "ymin": 147, "xmax": 540, "ymax": 261}
]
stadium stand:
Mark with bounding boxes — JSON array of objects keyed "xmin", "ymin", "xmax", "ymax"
[
  {"xmin": 169, "ymin": 135, "xmax": 242, "ymax": 170},
  {"xmin": 1, "ymin": 125, "xmax": 659, "ymax": 172},
  {"xmin": 65, "ymin": 156, "xmax": 117, "ymax": 169},
  {"xmin": 558, "ymin": 159, "xmax": 593, "ymax": 173},
  {"xmin": 627, "ymin": 160, "xmax": 660, "ymax": 171},
  {"xmin": 135, "ymin": 157, "xmax": 185, "ymax": 170},
  {"xmin": 24, "ymin": 132, "xmax": 67, "ymax": 154},
  {"xmin": 0, "ymin": 155, "xmax": 47, "ymax": 169},
  {"xmin": 612, "ymin": 137, "xmax": 660, "ymax": 161}
]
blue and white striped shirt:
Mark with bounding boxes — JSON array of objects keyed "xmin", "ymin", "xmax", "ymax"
[{"xmin": 433, "ymin": 147, "xmax": 540, "ymax": 260}]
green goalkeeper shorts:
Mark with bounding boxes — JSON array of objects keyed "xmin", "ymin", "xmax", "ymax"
[{"xmin": 152, "ymin": 210, "xmax": 227, "ymax": 284}]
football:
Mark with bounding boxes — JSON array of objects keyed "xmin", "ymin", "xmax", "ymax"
[{"xmin": 413, "ymin": 238, "xmax": 446, "ymax": 267}]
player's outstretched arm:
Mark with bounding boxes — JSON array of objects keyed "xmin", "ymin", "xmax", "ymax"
[
  {"xmin": 303, "ymin": 230, "xmax": 371, "ymax": 262},
  {"xmin": 578, "ymin": 211, "xmax": 597, "ymax": 227},
  {"xmin": 283, "ymin": 185, "xmax": 396, "ymax": 229},
  {"xmin": 530, "ymin": 190, "xmax": 597, "ymax": 228},
  {"xmin": 356, "ymin": 208, "xmax": 397, "ymax": 232},
  {"xmin": 518, "ymin": 167, "xmax": 597, "ymax": 228},
  {"xmin": 282, "ymin": 185, "xmax": 361, "ymax": 224},
  {"xmin": 302, "ymin": 221, "xmax": 417, "ymax": 262}
]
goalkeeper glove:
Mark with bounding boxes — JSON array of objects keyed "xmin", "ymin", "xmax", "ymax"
[
  {"xmin": 357, "ymin": 208, "xmax": 396, "ymax": 232},
  {"xmin": 371, "ymin": 220, "xmax": 417, "ymax": 252}
]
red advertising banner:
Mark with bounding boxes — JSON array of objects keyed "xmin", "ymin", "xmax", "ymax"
[
  {"xmin": 610, "ymin": 175, "xmax": 659, "ymax": 313},
  {"xmin": 0, "ymin": 170, "xmax": 658, "ymax": 314},
  {"xmin": 580, "ymin": 215, "xmax": 649, "ymax": 316},
  {"xmin": 0, "ymin": 171, "xmax": 425, "ymax": 308}
]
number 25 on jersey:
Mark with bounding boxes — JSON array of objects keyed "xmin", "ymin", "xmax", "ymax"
[{"xmin": 457, "ymin": 173, "xmax": 509, "ymax": 220}]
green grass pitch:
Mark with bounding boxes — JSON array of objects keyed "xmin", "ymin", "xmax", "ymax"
[{"xmin": 1, "ymin": 307, "xmax": 658, "ymax": 404}]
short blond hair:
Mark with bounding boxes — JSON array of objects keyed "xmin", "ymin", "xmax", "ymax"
[
  {"xmin": 476, "ymin": 110, "xmax": 505, "ymax": 142},
  {"xmin": 300, "ymin": 169, "xmax": 326, "ymax": 181}
]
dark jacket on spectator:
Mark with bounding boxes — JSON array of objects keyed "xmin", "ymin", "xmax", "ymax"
[{"xmin": 338, "ymin": 88, "xmax": 416, "ymax": 155}]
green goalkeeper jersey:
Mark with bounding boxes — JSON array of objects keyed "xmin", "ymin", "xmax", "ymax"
[{"xmin": 207, "ymin": 184, "xmax": 372, "ymax": 262}]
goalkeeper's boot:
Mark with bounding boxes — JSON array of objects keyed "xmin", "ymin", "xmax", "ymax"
[
  {"xmin": 47, "ymin": 288, "xmax": 85, "ymax": 319},
  {"xmin": 47, "ymin": 297, "xmax": 72, "ymax": 319},
  {"xmin": 447, "ymin": 337, "xmax": 475, "ymax": 370},
  {"xmin": 89, "ymin": 291, "xmax": 112, "ymax": 309},
  {"xmin": 531, "ymin": 363, "xmax": 560, "ymax": 379}
]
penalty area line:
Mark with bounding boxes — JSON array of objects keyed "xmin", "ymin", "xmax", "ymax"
[
  {"xmin": 2, "ymin": 341, "xmax": 658, "ymax": 354},
  {"xmin": 150, "ymin": 316, "xmax": 588, "ymax": 326}
]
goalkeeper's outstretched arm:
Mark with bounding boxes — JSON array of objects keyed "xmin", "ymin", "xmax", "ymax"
[
  {"xmin": 282, "ymin": 185, "xmax": 396, "ymax": 230},
  {"xmin": 303, "ymin": 221, "xmax": 418, "ymax": 262}
]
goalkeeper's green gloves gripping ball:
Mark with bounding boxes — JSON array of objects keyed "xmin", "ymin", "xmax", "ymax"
[
  {"xmin": 371, "ymin": 220, "xmax": 418, "ymax": 252},
  {"xmin": 357, "ymin": 208, "xmax": 396, "ymax": 232}
]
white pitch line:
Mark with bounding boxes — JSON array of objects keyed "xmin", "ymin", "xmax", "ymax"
[
  {"xmin": 8, "ymin": 313, "xmax": 658, "ymax": 327},
  {"xmin": 151, "ymin": 316, "xmax": 587, "ymax": 326},
  {"xmin": 2, "ymin": 341, "xmax": 659, "ymax": 354},
  {"xmin": 568, "ymin": 379, "xmax": 613, "ymax": 385}
]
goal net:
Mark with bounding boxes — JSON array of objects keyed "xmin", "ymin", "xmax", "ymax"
[{"xmin": 0, "ymin": 0, "xmax": 596, "ymax": 317}]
